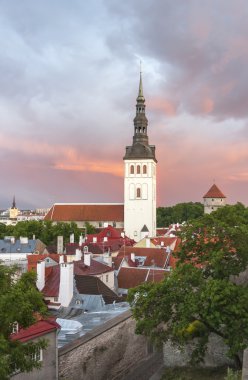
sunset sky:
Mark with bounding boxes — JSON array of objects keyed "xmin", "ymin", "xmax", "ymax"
[{"xmin": 1, "ymin": 0, "xmax": 248, "ymax": 209}]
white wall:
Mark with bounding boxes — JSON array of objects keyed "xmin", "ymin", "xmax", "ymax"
[
  {"xmin": 124, "ymin": 159, "xmax": 157, "ymax": 240},
  {"xmin": 204, "ymin": 197, "xmax": 226, "ymax": 214}
]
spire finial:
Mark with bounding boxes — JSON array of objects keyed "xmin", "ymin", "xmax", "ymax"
[{"xmin": 137, "ymin": 62, "xmax": 144, "ymax": 101}]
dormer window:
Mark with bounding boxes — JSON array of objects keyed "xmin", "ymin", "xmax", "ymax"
[{"xmin": 12, "ymin": 322, "xmax": 19, "ymax": 334}]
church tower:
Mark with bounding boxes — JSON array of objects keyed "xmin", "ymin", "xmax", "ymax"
[{"xmin": 123, "ymin": 73, "xmax": 157, "ymax": 240}]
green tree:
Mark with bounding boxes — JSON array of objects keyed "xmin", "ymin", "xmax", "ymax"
[
  {"xmin": 0, "ymin": 265, "xmax": 48, "ymax": 379},
  {"xmin": 129, "ymin": 204, "xmax": 248, "ymax": 369},
  {"xmin": 157, "ymin": 202, "xmax": 204, "ymax": 227}
]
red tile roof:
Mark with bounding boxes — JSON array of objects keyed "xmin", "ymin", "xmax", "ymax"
[
  {"xmin": 203, "ymin": 184, "xmax": 226, "ymax": 198},
  {"xmin": 118, "ymin": 267, "xmax": 168, "ymax": 289},
  {"xmin": 11, "ymin": 318, "xmax": 60, "ymax": 343},
  {"xmin": 42, "ymin": 257, "xmax": 113, "ymax": 297},
  {"xmin": 44, "ymin": 204, "xmax": 124, "ymax": 222},
  {"xmin": 27, "ymin": 254, "xmax": 66, "ymax": 272},
  {"xmin": 117, "ymin": 246, "xmax": 170, "ymax": 268},
  {"xmin": 42, "ymin": 265, "xmax": 60, "ymax": 297},
  {"xmin": 74, "ymin": 257, "xmax": 113, "ymax": 276},
  {"xmin": 150, "ymin": 236, "xmax": 178, "ymax": 248}
]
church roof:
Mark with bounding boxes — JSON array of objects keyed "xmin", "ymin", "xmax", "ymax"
[
  {"xmin": 203, "ymin": 184, "xmax": 226, "ymax": 199},
  {"xmin": 44, "ymin": 203, "xmax": 124, "ymax": 222}
]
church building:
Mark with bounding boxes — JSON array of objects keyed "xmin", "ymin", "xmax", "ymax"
[
  {"xmin": 123, "ymin": 73, "xmax": 157, "ymax": 240},
  {"xmin": 45, "ymin": 74, "xmax": 157, "ymax": 241}
]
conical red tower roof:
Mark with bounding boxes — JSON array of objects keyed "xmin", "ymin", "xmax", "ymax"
[{"xmin": 203, "ymin": 184, "xmax": 226, "ymax": 199}]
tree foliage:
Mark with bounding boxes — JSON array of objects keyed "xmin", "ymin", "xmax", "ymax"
[
  {"xmin": 0, "ymin": 220, "xmax": 92, "ymax": 246},
  {"xmin": 157, "ymin": 202, "xmax": 204, "ymax": 227},
  {"xmin": 129, "ymin": 204, "xmax": 248, "ymax": 368},
  {"xmin": 0, "ymin": 265, "xmax": 48, "ymax": 379}
]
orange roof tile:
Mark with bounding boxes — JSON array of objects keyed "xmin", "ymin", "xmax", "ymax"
[
  {"xmin": 44, "ymin": 203, "xmax": 124, "ymax": 222},
  {"xmin": 203, "ymin": 184, "xmax": 226, "ymax": 198}
]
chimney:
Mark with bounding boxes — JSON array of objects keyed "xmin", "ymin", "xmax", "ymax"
[
  {"xmin": 57, "ymin": 236, "xmax": 63, "ymax": 254},
  {"xmin": 59, "ymin": 255, "xmax": 64, "ymax": 264},
  {"xmin": 36, "ymin": 260, "xmax": 45, "ymax": 291},
  {"xmin": 103, "ymin": 251, "xmax": 112, "ymax": 267},
  {"xmin": 84, "ymin": 252, "xmax": 91, "ymax": 266},
  {"xmin": 131, "ymin": 252, "xmax": 135, "ymax": 262},
  {"xmin": 75, "ymin": 249, "xmax": 82, "ymax": 261},
  {"xmin": 93, "ymin": 237, "xmax": 97, "ymax": 243},
  {"xmin": 70, "ymin": 233, "xmax": 74, "ymax": 244},
  {"xmin": 33, "ymin": 234, "xmax": 35, "ymax": 240},
  {"xmin": 161, "ymin": 241, "xmax": 164, "ymax": 247},
  {"xmin": 58, "ymin": 263, "xmax": 74, "ymax": 307},
  {"xmin": 145, "ymin": 238, "xmax": 150, "ymax": 248},
  {"xmin": 103, "ymin": 237, "xmax": 108, "ymax": 242}
]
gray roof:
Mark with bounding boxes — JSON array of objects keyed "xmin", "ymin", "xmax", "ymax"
[{"xmin": 0, "ymin": 239, "xmax": 37, "ymax": 254}]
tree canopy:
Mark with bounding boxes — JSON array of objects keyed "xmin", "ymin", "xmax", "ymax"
[
  {"xmin": 157, "ymin": 202, "xmax": 204, "ymax": 227},
  {"xmin": 0, "ymin": 265, "xmax": 48, "ymax": 379},
  {"xmin": 128, "ymin": 204, "xmax": 248, "ymax": 368},
  {"xmin": 0, "ymin": 220, "xmax": 96, "ymax": 246}
]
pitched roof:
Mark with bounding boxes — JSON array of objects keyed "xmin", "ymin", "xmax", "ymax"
[
  {"xmin": 118, "ymin": 267, "xmax": 168, "ymax": 289},
  {"xmin": 117, "ymin": 246, "xmax": 170, "ymax": 268},
  {"xmin": 74, "ymin": 257, "xmax": 113, "ymax": 276},
  {"xmin": 203, "ymin": 184, "xmax": 226, "ymax": 198},
  {"xmin": 44, "ymin": 203, "xmax": 124, "ymax": 222},
  {"xmin": 75, "ymin": 275, "xmax": 122, "ymax": 304},
  {"xmin": 42, "ymin": 265, "xmax": 60, "ymax": 297},
  {"xmin": 27, "ymin": 254, "xmax": 66, "ymax": 272},
  {"xmin": 11, "ymin": 318, "xmax": 60, "ymax": 343}
]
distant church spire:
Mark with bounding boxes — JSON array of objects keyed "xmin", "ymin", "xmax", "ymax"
[{"xmin": 12, "ymin": 195, "xmax": 16, "ymax": 209}]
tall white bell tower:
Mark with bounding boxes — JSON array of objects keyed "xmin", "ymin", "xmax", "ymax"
[{"xmin": 124, "ymin": 72, "xmax": 157, "ymax": 240}]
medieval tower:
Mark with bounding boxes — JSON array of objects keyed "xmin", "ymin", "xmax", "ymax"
[{"xmin": 123, "ymin": 73, "xmax": 157, "ymax": 240}]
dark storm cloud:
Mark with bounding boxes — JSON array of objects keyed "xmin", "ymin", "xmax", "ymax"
[{"xmin": 106, "ymin": 0, "xmax": 248, "ymax": 119}]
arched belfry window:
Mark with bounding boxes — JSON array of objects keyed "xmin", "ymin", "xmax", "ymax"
[
  {"xmin": 137, "ymin": 187, "xmax": 141, "ymax": 198},
  {"xmin": 130, "ymin": 165, "xmax": 134, "ymax": 174},
  {"xmin": 137, "ymin": 165, "xmax": 141, "ymax": 174},
  {"xmin": 143, "ymin": 165, "xmax": 147, "ymax": 174}
]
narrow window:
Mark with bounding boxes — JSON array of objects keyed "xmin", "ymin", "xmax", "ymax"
[
  {"xmin": 130, "ymin": 165, "xmax": 134, "ymax": 174},
  {"xmin": 137, "ymin": 165, "xmax": 141, "ymax": 174},
  {"xmin": 106, "ymin": 274, "xmax": 109, "ymax": 283},
  {"xmin": 137, "ymin": 188, "xmax": 141, "ymax": 198},
  {"xmin": 143, "ymin": 165, "xmax": 147, "ymax": 174}
]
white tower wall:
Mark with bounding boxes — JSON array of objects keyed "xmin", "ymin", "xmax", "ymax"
[{"xmin": 124, "ymin": 159, "xmax": 156, "ymax": 240}]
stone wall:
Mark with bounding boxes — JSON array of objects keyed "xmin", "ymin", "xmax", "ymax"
[
  {"xmin": 242, "ymin": 348, "xmax": 248, "ymax": 380},
  {"xmin": 59, "ymin": 310, "xmax": 148, "ymax": 380},
  {"xmin": 163, "ymin": 334, "xmax": 234, "ymax": 368}
]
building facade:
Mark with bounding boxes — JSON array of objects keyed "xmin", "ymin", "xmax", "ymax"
[
  {"xmin": 203, "ymin": 184, "xmax": 226, "ymax": 214},
  {"xmin": 124, "ymin": 73, "xmax": 157, "ymax": 240}
]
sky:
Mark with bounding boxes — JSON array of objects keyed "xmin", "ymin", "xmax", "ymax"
[{"xmin": 1, "ymin": 0, "xmax": 248, "ymax": 209}]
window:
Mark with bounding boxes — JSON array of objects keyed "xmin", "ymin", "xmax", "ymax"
[
  {"xmin": 12, "ymin": 322, "xmax": 19, "ymax": 334},
  {"xmin": 30, "ymin": 348, "xmax": 43, "ymax": 362},
  {"xmin": 137, "ymin": 188, "xmax": 141, "ymax": 198},
  {"xmin": 130, "ymin": 165, "xmax": 134, "ymax": 174},
  {"xmin": 143, "ymin": 165, "xmax": 147, "ymax": 174},
  {"xmin": 137, "ymin": 165, "xmax": 141, "ymax": 174},
  {"xmin": 54, "ymin": 297, "xmax": 58, "ymax": 302},
  {"xmin": 113, "ymin": 221, "xmax": 116, "ymax": 227},
  {"xmin": 106, "ymin": 275, "xmax": 109, "ymax": 283},
  {"xmin": 99, "ymin": 222, "xmax": 102, "ymax": 227}
]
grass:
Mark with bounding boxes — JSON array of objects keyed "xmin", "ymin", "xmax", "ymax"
[{"xmin": 161, "ymin": 366, "xmax": 229, "ymax": 380}]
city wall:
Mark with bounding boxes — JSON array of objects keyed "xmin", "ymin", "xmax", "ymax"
[{"xmin": 58, "ymin": 310, "xmax": 149, "ymax": 380}]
